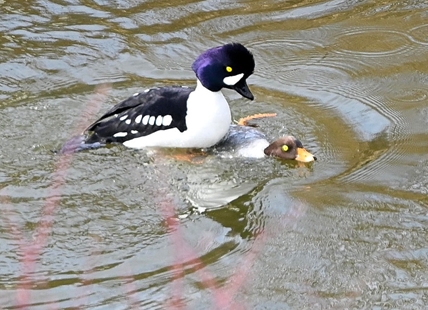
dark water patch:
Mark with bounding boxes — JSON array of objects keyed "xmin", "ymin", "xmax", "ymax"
[
  {"xmin": 241, "ymin": 190, "xmax": 428, "ymax": 308},
  {"xmin": 251, "ymin": 29, "xmax": 420, "ymax": 188}
]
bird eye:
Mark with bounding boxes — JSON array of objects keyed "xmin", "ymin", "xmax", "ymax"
[
  {"xmin": 226, "ymin": 66, "xmax": 233, "ymax": 73},
  {"xmin": 281, "ymin": 145, "xmax": 289, "ymax": 152}
]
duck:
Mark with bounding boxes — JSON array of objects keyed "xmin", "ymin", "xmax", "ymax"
[
  {"xmin": 213, "ymin": 118, "xmax": 316, "ymax": 163},
  {"xmin": 61, "ymin": 122, "xmax": 316, "ymax": 163},
  {"xmin": 65, "ymin": 43, "xmax": 255, "ymax": 153}
]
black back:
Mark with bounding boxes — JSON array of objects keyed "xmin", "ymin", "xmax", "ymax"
[{"xmin": 85, "ymin": 86, "xmax": 193, "ymax": 144}]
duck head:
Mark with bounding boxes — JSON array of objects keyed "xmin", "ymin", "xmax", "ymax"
[
  {"xmin": 192, "ymin": 43, "xmax": 255, "ymax": 100},
  {"xmin": 264, "ymin": 136, "xmax": 316, "ymax": 162}
]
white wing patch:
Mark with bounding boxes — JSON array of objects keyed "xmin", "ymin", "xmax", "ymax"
[
  {"xmin": 113, "ymin": 132, "xmax": 128, "ymax": 137},
  {"xmin": 120, "ymin": 115, "xmax": 128, "ymax": 121},
  {"xmin": 125, "ymin": 119, "xmax": 131, "ymax": 125},
  {"xmin": 223, "ymin": 73, "xmax": 244, "ymax": 86},
  {"xmin": 131, "ymin": 130, "xmax": 138, "ymax": 134},
  {"xmin": 142, "ymin": 115, "xmax": 149, "ymax": 125},
  {"xmin": 162, "ymin": 115, "xmax": 172, "ymax": 126},
  {"xmin": 134, "ymin": 114, "xmax": 174, "ymax": 128},
  {"xmin": 155, "ymin": 115, "xmax": 163, "ymax": 126}
]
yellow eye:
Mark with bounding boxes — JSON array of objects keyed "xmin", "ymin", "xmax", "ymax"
[
  {"xmin": 281, "ymin": 145, "xmax": 289, "ymax": 152},
  {"xmin": 226, "ymin": 66, "xmax": 232, "ymax": 73}
]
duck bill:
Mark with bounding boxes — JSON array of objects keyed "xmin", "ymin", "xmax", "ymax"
[
  {"xmin": 295, "ymin": 148, "xmax": 316, "ymax": 163},
  {"xmin": 233, "ymin": 80, "xmax": 254, "ymax": 100}
]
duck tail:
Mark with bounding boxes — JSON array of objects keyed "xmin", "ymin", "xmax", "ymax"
[{"xmin": 58, "ymin": 134, "xmax": 104, "ymax": 154}]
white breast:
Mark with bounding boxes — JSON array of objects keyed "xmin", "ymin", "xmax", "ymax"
[
  {"xmin": 123, "ymin": 80, "xmax": 231, "ymax": 149},
  {"xmin": 184, "ymin": 80, "xmax": 231, "ymax": 147}
]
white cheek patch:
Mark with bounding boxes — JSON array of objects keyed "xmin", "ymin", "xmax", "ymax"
[{"xmin": 223, "ymin": 73, "xmax": 244, "ymax": 86}]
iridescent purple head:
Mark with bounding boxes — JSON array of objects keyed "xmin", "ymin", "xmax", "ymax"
[{"xmin": 191, "ymin": 43, "xmax": 255, "ymax": 100}]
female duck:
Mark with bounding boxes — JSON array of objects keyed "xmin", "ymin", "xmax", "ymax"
[{"xmin": 214, "ymin": 124, "xmax": 316, "ymax": 163}]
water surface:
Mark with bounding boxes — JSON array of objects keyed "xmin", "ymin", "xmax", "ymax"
[{"xmin": 1, "ymin": 0, "xmax": 428, "ymax": 309}]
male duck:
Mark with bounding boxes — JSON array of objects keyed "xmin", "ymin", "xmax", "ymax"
[
  {"xmin": 214, "ymin": 124, "xmax": 316, "ymax": 163},
  {"xmin": 71, "ymin": 43, "xmax": 255, "ymax": 152}
]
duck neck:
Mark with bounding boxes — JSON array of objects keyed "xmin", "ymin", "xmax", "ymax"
[{"xmin": 194, "ymin": 79, "xmax": 221, "ymax": 96}]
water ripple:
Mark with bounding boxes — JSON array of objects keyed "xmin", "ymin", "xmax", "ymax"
[
  {"xmin": 1, "ymin": 0, "xmax": 428, "ymax": 308},
  {"xmin": 409, "ymin": 24, "xmax": 428, "ymax": 45},
  {"xmin": 334, "ymin": 28, "xmax": 412, "ymax": 57}
]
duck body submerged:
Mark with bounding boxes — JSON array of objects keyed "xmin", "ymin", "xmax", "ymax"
[
  {"xmin": 215, "ymin": 125, "xmax": 316, "ymax": 162},
  {"xmin": 215, "ymin": 125, "xmax": 269, "ymax": 158}
]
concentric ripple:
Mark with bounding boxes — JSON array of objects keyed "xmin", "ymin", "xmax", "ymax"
[
  {"xmin": 1, "ymin": 0, "xmax": 428, "ymax": 309},
  {"xmin": 409, "ymin": 24, "xmax": 428, "ymax": 45},
  {"xmin": 334, "ymin": 28, "xmax": 412, "ymax": 57}
]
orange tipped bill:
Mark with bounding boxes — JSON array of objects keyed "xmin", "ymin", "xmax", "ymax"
[{"xmin": 295, "ymin": 148, "xmax": 316, "ymax": 163}]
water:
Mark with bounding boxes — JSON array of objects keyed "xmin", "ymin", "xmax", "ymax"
[{"xmin": 1, "ymin": 0, "xmax": 428, "ymax": 308}]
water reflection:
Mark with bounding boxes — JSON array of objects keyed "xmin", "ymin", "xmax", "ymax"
[{"xmin": 1, "ymin": 0, "xmax": 428, "ymax": 308}]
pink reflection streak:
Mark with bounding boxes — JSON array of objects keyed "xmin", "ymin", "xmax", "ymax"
[
  {"xmin": 2, "ymin": 84, "xmax": 309, "ymax": 309},
  {"xmin": 159, "ymin": 177, "xmax": 307, "ymax": 309},
  {"xmin": 9, "ymin": 85, "xmax": 111, "ymax": 308},
  {"xmin": 150, "ymin": 154, "xmax": 242, "ymax": 309},
  {"xmin": 217, "ymin": 202, "xmax": 308, "ymax": 309},
  {"xmin": 156, "ymin": 185, "xmax": 232, "ymax": 308},
  {"xmin": 0, "ymin": 194, "xmax": 60, "ymax": 308}
]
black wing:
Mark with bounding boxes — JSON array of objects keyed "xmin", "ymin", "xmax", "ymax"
[{"xmin": 84, "ymin": 86, "xmax": 193, "ymax": 144}]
